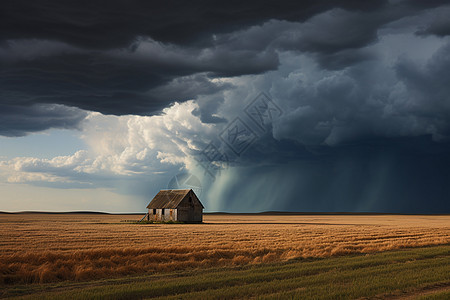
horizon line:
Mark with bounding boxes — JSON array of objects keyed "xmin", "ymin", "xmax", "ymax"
[{"xmin": 0, "ymin": 210, "xmax": 449, "ymax": 216}]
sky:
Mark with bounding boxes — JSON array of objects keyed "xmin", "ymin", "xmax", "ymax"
[{"xmin": 1, "ymin": 0, "xmax": 450, "ymax": 213}]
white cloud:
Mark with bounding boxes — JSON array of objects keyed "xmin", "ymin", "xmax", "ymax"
[{"xmin": 0, "ymin": 101, "xmax": 215, "ymax": 189}]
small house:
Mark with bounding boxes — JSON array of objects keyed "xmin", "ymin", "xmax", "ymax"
[{"xmin": 146, "ymin": 189, "xmax": 204, "ymax": 223}]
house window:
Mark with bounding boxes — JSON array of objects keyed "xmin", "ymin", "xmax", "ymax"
[
  {"xmin": 161, "ymin": 209, "xmax": 165, "ymax": 215},
  {"xmin": 152, "ymin": 209, "xmax": 156, "ymax": 215}
]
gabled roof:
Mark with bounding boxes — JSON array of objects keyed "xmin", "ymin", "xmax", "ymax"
[{"xmin": 146, "ymin": 189, "xmax": 204, "ymax": 209}]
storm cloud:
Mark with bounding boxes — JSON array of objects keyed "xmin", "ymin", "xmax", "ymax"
[
  {"xmin": 2, "ymin": 0, "xmax": 449, "ymax": 135},
  {"xmin": 0, "ymin": 1, "xmax": 386, "ymax": 49},
  {"xmin": 0, "ymin": 103, "xmax": 86, "ymax": 137}
]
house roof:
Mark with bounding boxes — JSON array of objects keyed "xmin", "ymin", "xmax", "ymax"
[{"xmin": 146, "ymin": 189, "xmax": 204, "ymax": 209}]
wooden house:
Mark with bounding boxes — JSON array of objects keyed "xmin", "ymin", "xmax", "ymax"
[{"xmin": 146, "ymin": 189, "xmax": 204, "ymax": 223}]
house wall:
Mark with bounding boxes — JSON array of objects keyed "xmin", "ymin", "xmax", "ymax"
[
  {"xmin": 147, "ymin": 207, "xmax": 203, "ymax": 222},
  {"xmin": 193, "ymin": 206, "xmax": 203, "ymax": 222},
  {"xmin": 148, "ymin": 208, "xmax": 177, "ymax": 222},
  {"xmin": 176, "ymin": 208, "xmax": 188, "ymax": 222},
  {"xmin": 176, "ymin": 206, "xmax": 202, "ymax": 222}
]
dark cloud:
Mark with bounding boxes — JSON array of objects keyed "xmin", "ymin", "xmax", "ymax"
[
  {"xmin": 415, "ymin": 6, "xmax": 450, "ymax": 37},
  {"xmin": 252, "ymin": 37, "xmax": 450, "ymax": 147},
  {"xmin": 1, "ymin": 0, "xmax": 450, "ymax": 138},
  {"xmin": 212, "ymin": 7, "xmax": 389, "ymax": 70},
  {"xmin": 211, "ymin": 135, "xmax": 450, "ymax": 213},
  {"xmin": 419, "ymin": 21, "xmax": 450, "ymax": 37},
  {"xmin": 0, "ymin": 39, "xmax": 271, "ymax": 116},
  {"xmin": 313, "ymin": 48, "xmax": 377, "ymax": 70},
  {"xmin": 406, "ymin": 0, "xmax": 450, "ymax": 9},
  {"xmin": 0, "ymin": 104, "xmax": 87, "ymax": 137},
  {"xmin": 0, "ymin": 1, "xmax": 387, "ymax": 49},
  {"xmin": 0, "ymin": 0, "xmax": 390, "ymax": 136},
  {"xmin": 280, "ymin": 9, "xmax": 384, "ymax": 53},
  {"xmin": 197, "ymin": 31, "xmax": 450, "ymax": 213},
  {"xmin": 394, "ymin": 43, "xmax": 450, "ymax": 138}
]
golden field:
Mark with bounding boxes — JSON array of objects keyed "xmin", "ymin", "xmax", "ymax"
[{"xmin": 0, "ymin": 213, "xmax": 449, "ymax": 284}]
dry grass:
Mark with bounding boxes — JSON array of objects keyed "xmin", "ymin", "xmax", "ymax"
[{"xmin": 0, "ymin": 213, "xmax": 449, "ymax": 284}]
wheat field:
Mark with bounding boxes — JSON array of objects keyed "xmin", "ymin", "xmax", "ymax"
[{"xmin": 0, "ymin": 213, "xmax": 449, "ymax": 284}]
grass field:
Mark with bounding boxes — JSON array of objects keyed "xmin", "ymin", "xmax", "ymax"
[
  {"xmin": 2, "ymin": 245, "xmax": 449, "ymax": 299},
  {"xmin": 0, "ymin": 213, "xmax": 449, "ymax": 299}
]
